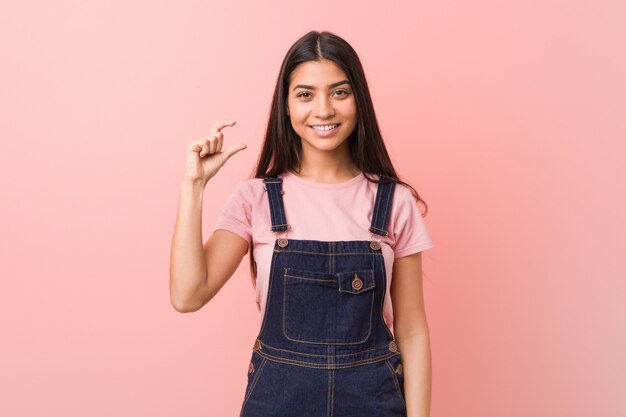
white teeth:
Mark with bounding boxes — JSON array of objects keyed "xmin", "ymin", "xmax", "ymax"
[{"xmin": 311, "ymin": 124, "xmax": 338, "ymax": 131}]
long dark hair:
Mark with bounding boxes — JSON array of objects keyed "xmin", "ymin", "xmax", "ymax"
[{"xmin": 246, "ymin": 30, "xmax": 429, "ymax": 281}]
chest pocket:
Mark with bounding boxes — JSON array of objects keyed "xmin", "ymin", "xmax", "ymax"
[{"xmin": 282, "ymin": 267, "xmax": 376, "ymax": 344}]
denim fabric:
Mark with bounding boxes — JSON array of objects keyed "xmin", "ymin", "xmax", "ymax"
[{"xmin": 240, "ymin": 175, "xmax": 406, "ymax": 417}]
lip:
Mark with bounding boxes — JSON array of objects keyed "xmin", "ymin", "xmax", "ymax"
[
  {"xmin": 309, "ymin": 123, "xmax": 341, "ymax": 127},
  {"xmin": 309, "ymin": 123, "xmax": 341, "ymax": 137}
]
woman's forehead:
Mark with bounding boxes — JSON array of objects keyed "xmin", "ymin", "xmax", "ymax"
[{"xmin": 289, "ymin": 61, "xmax": 348, "ymax": 87}]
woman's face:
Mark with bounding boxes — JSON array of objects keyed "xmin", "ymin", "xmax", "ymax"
[{"xmin": 286, "ymin": 60, "xmax": 357, "ymax": 155}]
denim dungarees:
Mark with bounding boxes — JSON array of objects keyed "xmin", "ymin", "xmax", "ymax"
[{"xmin": 239, "ymin": 175, "xmax": 407, "ymax": 417}]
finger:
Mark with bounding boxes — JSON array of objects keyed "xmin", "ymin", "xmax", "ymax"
[
  {"xmin": 209, "ymin": 136, "xmax": 218, "ymax": 155},
  {"xmin": 200, "ymin": 136, "xmax": 217, "ymax": 156},
  {"xmin": 221, "ymin": 143, "xmax": 247, "ymax": 163},
  {"xmin": 199, "ymin": 141, "xmax": 210, "ymax": 157},
  {"xmin": 216, "ymin": 132, "xmax": 224, "ymax": 153},
  {"xmin": 189, "ymin": 136, "xmax": 212, "ymax": 153},
  {"xmin": 211, "ymin": 131, "xmax": 223, "ymax": 154},
  {"xmin": 187, "ymin": 139, "xmax": 205, "ymax": 153},
  {"xmin": 210, "ymin": 120, "xmax": 236, "ymax": 136}
]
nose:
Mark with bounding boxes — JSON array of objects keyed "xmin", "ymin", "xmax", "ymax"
[{"xmin": 315, "ymin": 95, "xmax": 335, "ymax": 119}]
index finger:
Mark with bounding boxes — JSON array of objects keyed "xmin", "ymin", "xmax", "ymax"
[{"xmin": 210, "ymin": 120, "xmax": 237, "ymax": 136}]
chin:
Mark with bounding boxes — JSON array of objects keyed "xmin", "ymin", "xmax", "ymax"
[{"xmin": 304, "ymin": 139, "xmax": 349, "ymax": 152}]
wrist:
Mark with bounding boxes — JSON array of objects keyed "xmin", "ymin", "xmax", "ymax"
[{"xmin": 181, "ymin": 176, "xmax": 207, "ymax": 189}]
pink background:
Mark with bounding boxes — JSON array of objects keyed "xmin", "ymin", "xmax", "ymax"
[{"xmin": 1, "ymin": 1, "xmax": 624, "ymax": 416}]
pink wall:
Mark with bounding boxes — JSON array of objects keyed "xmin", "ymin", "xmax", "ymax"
[{"xmin": 1, "ymin": 1, "xmax": 624, "ymax": 416}]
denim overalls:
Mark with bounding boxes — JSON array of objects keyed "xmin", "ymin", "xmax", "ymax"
[{"xmin": 239, "ymin": 175, "xmax": 407, "ymax": 417}]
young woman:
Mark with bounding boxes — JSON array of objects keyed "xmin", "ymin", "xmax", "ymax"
[{"xmin": 170, "ymin": 30, "xmax": 433, "ymax": 417}]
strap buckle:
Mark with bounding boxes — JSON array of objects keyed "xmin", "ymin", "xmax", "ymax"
[{"xmin": 276, "ymin": 225, "xmax": 291, "ymax": 247}]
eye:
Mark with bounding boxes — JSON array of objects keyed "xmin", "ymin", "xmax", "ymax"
[
  {"xmin": 296, "ymin": 92, "xmax": 312, "ymax": 98},
  {"xmin": 334, "ymin": 89, "xmax": 350, "ymax": 96}
]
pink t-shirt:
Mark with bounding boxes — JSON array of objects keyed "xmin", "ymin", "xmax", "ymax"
[{"xmin": 213, "ymin": 170, "xmax": 434, "ymax": 335}]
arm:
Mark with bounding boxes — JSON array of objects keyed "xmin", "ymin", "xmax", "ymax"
[
  {"xmin": 169, "ymin": 178, "xmax": 249, "ymax": 313},
  {"xmin": 391, "ymin": 252, "xmax": 432, "ymax": 417}
]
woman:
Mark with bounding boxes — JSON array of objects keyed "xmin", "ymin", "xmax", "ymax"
[{"xmin": 170, "ymin": 30, "xmax": 433, "ymax": 417}]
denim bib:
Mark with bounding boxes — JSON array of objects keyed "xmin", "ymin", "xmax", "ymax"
[{"xmin": 239, "ymin": 174, "xmax": 407, "ymax": 417}]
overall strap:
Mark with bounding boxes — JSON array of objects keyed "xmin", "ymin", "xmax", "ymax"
[
  {"xmin": 368, "ymin": 175, "xmax": 397, "ymax": 237},
  {"xmin": 263, "ymin": 176, "xmax": 290, "ymax": 232}
]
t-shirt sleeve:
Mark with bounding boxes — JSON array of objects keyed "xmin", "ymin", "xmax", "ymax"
[
  {"xmin": 212, "ymin": 181, "xmax": 252, "ymax": 247},
  {"xmin": 391, "ymin": 185, "xmax": 434, "ymax": 258}
]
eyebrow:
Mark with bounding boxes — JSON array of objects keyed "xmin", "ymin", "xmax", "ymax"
[{"xmin": 292, "ymin": 80, "xmax": 351, "ymax": 91}]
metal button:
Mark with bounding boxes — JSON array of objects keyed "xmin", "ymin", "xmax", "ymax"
[
  {"xmin": 253, "ymin": 338, "xmax": 261, "ymax": 351},
  {"xmin": 277, "ymin": 238, "xmax": 288, "ymax": 247},
  {"xmin": 351, "ymin": 274, "xmax": 363, "ymax": 291},
  {"xmin": 351, "ymin": 275, "xmax": 363, "ymax": 290},
  {"xmin": 395, "ymin": 363, "xmax": 403, "ymax": 375},
  {"xmin": 388, "ymin": 340, "xmax": 398, "ymax": 353},
  {"xmin": 370, "ymin": 241, "xmax": 381, "ymax": 250},
  {"xmin": 248, "ymin": 362, "xmax": 255, "ymax": 373}
]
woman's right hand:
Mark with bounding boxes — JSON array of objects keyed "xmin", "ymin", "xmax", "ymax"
[{"xmin": 183, "ymin": 120, "xmax": 247, "ymax": 185}]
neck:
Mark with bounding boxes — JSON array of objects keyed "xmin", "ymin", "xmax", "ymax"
[{"xmin": 292, "ymin": 144, "xmax": 360, "ymax": 183}]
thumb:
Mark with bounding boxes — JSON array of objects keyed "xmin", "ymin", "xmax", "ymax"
[{"xmin": 221, "ymin": 143, "xmax": 247, "ymax": 163}]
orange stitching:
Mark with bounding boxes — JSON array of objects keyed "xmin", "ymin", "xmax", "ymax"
[
  {"xmin": 326, "ymin": 367, "xmax": 332, "ymax": 417},
  {"xmin": 255, "ymin": 350, "xmax": 398, "ymax": 369},
  {"xmin": 282, "ymin": 289, "xmax": 375, "ymax": 345},
  {"xmin": 259, "ymin": 340, "xmax": 393, "ymax": 358},
  {"xmin": 384, "ymin": 359, "xmax": 406, "ymax": 410},
  {"xmin": 240, "ymin": 358, "xmax": 268, "ymax": 415},
  {"xmin": 329, "ymin": 368, "xmax": 335, "ymax": 417},
  {"xmin": 378, "ymin": 255, "xmax": 395, "ymax": 340},
  {"xmin": 285, "ymin": 274, "xmax": 336, "ymax": 283},
  {"xmin": 272, "ymin": 249, "xmax": 383, "ymax": 256},
  {"xmin": 371, "ymin": 180, "xmax": 382, "ymax": 232},
  {"xmin": 255, "ymin": 244, "xmax": 280, "ymax": 338},
  {"xmin": 380, "ymin": 182, "xmax": 394, "ymax": 235}
]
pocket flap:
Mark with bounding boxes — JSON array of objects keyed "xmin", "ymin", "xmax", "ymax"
[{"xmin": 336, "ymin": 269, "xmax": 376, "ymax": 294}]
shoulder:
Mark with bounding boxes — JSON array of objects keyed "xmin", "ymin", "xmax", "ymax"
[
  {"xmin": 393, "ymin": 181, "xmax": 416, "ymax": 205},
  {"xmin": 391, "ymin": 180, "xmax": 412, "ymax": 196},
  {"xmin": 229, "ymin": 177, "xmax": 265, "ymax": 197},
  {"xmin": 390, "ymin": 180, "xmax": 423, "ymax": 219},
  {"xmin": 361, "ymin": 174, "xmax": 417, "ymax": 215},
  {"xmin": 363, "ymin": 174, "xmax": 414, "ymax": 205},
  {"xmin": 217, "ymin": 177, "xmax": 267, "ymax": 212}
]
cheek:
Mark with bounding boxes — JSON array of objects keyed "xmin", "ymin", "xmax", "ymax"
[
  {"xmin": 340, "ymin": 99, "xmax": 357, "ymax": 119},
  {"xmin": 291, "ymin": 108, "xmax": 311, "ymax": 124},
  {"xmin": 344, "ymin": 109, "xmax": 357, "ymax": 126},
  {"xmin": 286, "ymin": 100, "xmax": 299, "ymax": 117}
]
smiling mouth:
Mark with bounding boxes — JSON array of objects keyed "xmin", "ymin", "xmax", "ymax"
[{"xmin": 310, "ymin": 123, "xmax": 340, "ymax": 131}]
